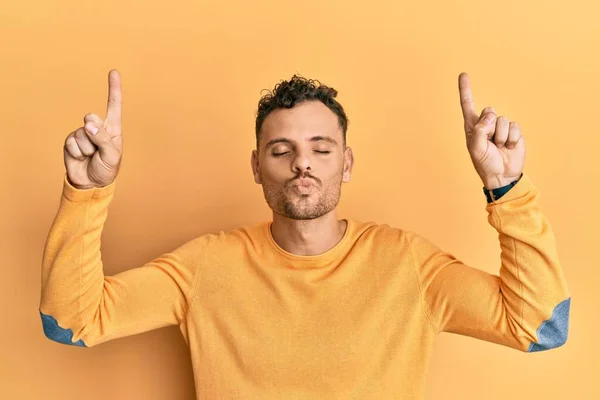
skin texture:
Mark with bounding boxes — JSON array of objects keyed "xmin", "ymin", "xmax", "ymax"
[{"xmin": 251, "ymin": 100, "xmax": 354, "ymax": 256}]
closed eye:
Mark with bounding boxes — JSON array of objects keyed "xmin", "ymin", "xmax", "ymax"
[{"xmin": 272, "ymin": 150, "xmax": 331, "ymax": 157}]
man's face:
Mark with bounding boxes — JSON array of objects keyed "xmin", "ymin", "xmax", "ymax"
[{"xmin": 251, "ymin": 101, "xmax": 353, "ymax": 220}]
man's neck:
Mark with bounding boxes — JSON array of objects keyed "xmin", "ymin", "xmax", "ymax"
[{"xmin": 270, "ymin": 212, "xmax": 347, "ymax": 256}]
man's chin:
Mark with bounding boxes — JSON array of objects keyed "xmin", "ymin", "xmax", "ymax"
[{"xmin": 280, "ymin": 204, "xmax": 323, "ymax": 220}]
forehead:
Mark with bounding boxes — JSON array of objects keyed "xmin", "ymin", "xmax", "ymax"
[{"xmin": 260, "ymin": 101, "xmax": 342, "ymax": 142}]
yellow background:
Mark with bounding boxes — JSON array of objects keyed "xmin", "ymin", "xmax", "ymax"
[{"xmin": 1, "ymin": 0, "xmax": 598, "ymax": 399}]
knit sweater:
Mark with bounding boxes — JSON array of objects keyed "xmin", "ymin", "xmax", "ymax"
[{"xmin": 40, "ymin": 172, "xmax": 570, "ymax": 399}]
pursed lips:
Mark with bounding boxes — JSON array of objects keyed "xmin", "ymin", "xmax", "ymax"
[{"xmin": 291, "ymin": 178, "xmax": 317, "ymax": 187}]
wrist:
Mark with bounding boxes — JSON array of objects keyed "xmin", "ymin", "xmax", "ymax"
[
  {"xmin": 482, "ymin": 174, "xmax": 522, "ymax": 190},
  {"xmin": 482, "ymin": 173, "xmax": 523, "ymax": 203},
  {"xmin": 66, "ymin": 175, "xmax": 95, "ymax": 191}
]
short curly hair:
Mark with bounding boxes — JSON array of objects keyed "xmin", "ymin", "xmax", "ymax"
[{"xmin": 255, "ymin": 74, "xmax": 349, "ymax": 149}]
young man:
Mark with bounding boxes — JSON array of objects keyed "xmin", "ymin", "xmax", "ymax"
[{"xmin": 40, "ymin": 70, "xmax": 570, "ymax": 399}]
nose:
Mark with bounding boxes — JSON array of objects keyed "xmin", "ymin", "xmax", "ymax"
[{"xmin": 291, "ymin": 151, "xmax": 311, "ymax": 174}]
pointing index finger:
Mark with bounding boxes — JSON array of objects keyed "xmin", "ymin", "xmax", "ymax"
[
  {"xmin": 106, "ymin": 69, "xmax": 122, "ymax": 123},
  {"xmin": 458, "ymin": 72, "xmax": 477, "ymax": 123}
]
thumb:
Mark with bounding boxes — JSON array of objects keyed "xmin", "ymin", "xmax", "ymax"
[{"xmin": 84, "ymin": 122, "xmax": 121, "ymax": 167}]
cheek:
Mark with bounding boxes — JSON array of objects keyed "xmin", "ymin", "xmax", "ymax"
[
  {"xmin": 323, "ymin": 160, "xmax": 344, "ymax": 178},
  {"xmin": 260, "ymin": 161, "xmax": 288, "ymax": 182}
]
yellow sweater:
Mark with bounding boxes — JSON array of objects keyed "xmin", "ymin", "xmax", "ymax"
[{"xmin": 40, "ymin": 172, "xmax": 570, "ymax": 399}]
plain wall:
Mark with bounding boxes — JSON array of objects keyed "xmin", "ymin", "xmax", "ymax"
[{"xmin": 1, "ymin": 0, "xmax": 598, "ymax": 398}]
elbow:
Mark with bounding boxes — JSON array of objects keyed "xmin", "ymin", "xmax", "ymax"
[
  {"xmin": 527, "ymin": 297, "xmax": 571, "ymax": 352},
  {"xmin": 40, "ymin": 310, "xmax": 88, "ymax": 347}
]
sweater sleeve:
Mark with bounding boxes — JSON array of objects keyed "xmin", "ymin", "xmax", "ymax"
[
  {"xmin": 39, "ymin": 174, "xmax": 214, "ymax": 348},
  {"xmin": 408, "ymin": 172, "xmax": 571, "ymax": 352}
]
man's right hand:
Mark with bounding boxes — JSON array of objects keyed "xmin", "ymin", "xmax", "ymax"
[{"xmin": 63, "ymin": 69, "xmax": 123, "ymax": 190}]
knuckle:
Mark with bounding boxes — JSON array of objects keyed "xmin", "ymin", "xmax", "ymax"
[
  {"xmin": 65, "ymin": 135, "xmax": 77, "ymax": 147},
  {"xmin": 65, "ymin": 145, "xmax": 85, "ymax": 161},
  {"xmin": 74, "ymin": 135, "xmax": 90, "ymax": 148},
  {"xmin": 84, "ymin": 113, "xmax": 102, "ymax": 122},
  {"xmin": 74, "ymin": 128, "xmax": 84, "ymax": 139},
  {"xmin": 474, "ymin": 121, "xmax": 489, "ymax": 132},
  {"xmin": 508, "ymin": 134, "xmax": 522, "ymax": 144}
]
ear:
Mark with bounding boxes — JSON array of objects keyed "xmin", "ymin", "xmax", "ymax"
[
  {"xmin": 342, "ymin": 146, "xmax": 354, "ymax": 183},
  {"xmin": 251, "ymin": 149, "xmax": 262, "ymax": 184}
]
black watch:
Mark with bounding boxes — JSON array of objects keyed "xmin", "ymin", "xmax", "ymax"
[{"xmin": 483, "ymin": 173, "xmax": 523, "ymax": 203}]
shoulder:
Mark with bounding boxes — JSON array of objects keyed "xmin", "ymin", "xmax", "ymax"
[
  {"xmin": 348, "ymin": 219, "xmax": 411, "ymax": 249},
  {"xmin": 186, "ymin": 221, "xmax": 269, "ymax": 254},
  {"xmin": 350, "ymin": 219, "xmax": 443, "ymax": 253},
  {"xmin": 351, "ymin": 219, "xmax": 406, "ymax": 239}
]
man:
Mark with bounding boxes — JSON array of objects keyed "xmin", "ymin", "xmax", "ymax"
[{"xmin": 40, "ymin": 70, "xmax": 570, "ymax": 399}]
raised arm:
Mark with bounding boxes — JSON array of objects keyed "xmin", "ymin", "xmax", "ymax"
[
  {"xmin": 40, "ymin": 70, "xmax": 214, "ymax": 347},
  {"xmin": 408, "ymin": 73, "xmax": 570, "ymax": 352}
]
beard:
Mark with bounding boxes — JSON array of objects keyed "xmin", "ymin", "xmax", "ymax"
[{"xmin": 260, "ymin": 171, "xmax": 343, "ymax": 220}]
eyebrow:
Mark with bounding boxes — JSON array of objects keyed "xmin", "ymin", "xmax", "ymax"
[{"xmin": 265, "ymin": 136, "xmax": 338, "ymax": 149}]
